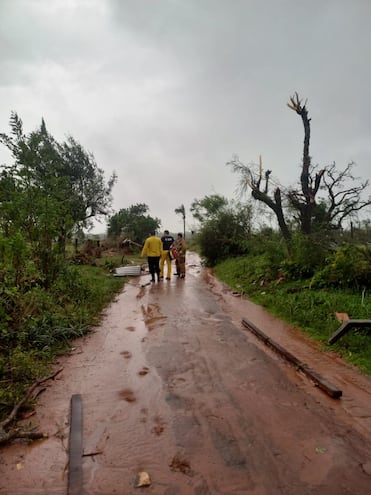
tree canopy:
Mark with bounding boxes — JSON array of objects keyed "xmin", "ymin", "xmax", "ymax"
[
  {"xmin": 0, "ymin": 112, "xmax": 116, "ymax": 285},
  {"xmin": 191, "ymin": 195, "xmax": 253, "ymax": 265},
  {"xmin": 174, "ymin": 204, "xmax": 186, "ymax": 237},
  {"xmin": 0, "ymin": 112, "xmax": 116, "ymax": 242},
  {"xmin": 107, "ymin": 203, "xmax": 161, "ymax": 243},
  {"xmin": 190, "ymin": 194, "xmax": 228, "ymax": 224}
]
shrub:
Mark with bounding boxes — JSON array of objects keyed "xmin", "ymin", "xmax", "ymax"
[
  {"xmin": 198, "ymin": 209, "xmax": 250, "ymax": 266},
  {"xmin": 51, "ymin": 263, "xmax": 93, "ymax": 304},
  {"xmin": 281, "ymin": 233, "xmax": 330, "ymax": 280},
  {"xmin": 311, "ymin": 243, "xmax": 371, "ymax": 289}
]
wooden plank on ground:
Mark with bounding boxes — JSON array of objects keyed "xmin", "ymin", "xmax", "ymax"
[
  {"xmin": 241, "ymin": 318, "xmax": 342, "ymax": 399},
  {"xmin": 328, "ymin": 319, "xmax": 371, "ymax": 345},
  {"xmin": 68, "ymin": 394, "xmax": 83, "ymax": 495}
]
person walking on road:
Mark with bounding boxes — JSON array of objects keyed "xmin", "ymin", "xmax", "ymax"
[
  {"xmin": 174, "ymin": 232, "xmax": 187, "ymax": 278},
  {"xmin": 160, "ymin": 230, "xmax": 175, "ymax": 280},
  {"xmin": 141, "ymin": 231, "xmax": 162, "ymax": 282}
]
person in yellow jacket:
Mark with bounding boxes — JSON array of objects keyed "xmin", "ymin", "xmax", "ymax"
[{"xmin": 141, "ymin": 231, "xmax": 162, "ymax": 282}]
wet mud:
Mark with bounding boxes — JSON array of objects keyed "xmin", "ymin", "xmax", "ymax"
[{"xmin": 1, "ymin": 252, "xmax": 371, "ymax": 494}]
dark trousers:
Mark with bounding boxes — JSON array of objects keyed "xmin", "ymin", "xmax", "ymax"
[
  {"xmin": 175, "ymin": 255, "xmax": 186, "ymax": 276},
  {"xmin": 148, "ymin": 256, "xmax": 160, "ymax": 280}
]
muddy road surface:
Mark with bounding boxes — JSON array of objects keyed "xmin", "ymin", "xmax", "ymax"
[{"xmin": 1, "ymin": 252, "xmax": 371, "ymax": 494}]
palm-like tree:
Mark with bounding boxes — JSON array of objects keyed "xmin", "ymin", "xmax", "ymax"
[{"xmin": 174, "ymin": 204, "xmax": 186, "ymax": 238}]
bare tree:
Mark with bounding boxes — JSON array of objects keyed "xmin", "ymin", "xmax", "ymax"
[
  {"xmin": 321, "ymin": 162, "xmax": 370, "ymax": 229},
  {"xmin": 227, "ymin": 93, "xmax": 371, "ymax": 243},
  {"xmin": 286, "ymin": 93, "xmax": 325, "ymax": 234},
  {"xmin": 227, "ymin": 155, "xmax": 291, "ymax": 244}
]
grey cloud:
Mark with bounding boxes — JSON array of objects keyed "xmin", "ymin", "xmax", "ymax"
[{"xmin": 0, "ymin": 0, "xmax": 370, "ymax": 233}]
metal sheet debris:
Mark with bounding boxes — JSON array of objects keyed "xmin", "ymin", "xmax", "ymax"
[{"xmin": 114, "ymin": 265, "xmax": 142, "ymax": 277}]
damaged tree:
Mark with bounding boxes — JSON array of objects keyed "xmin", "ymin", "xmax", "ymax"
[
  {"xmin": 286, "ymin": 93, "xmax": 325, "ymax": 235},
  {"xmin": 227, "ymin": 155, "xmax": 291, "ymax": 244},
  {"xmin": 320, "ymin": 161, "xmax": 370, "ymax": 230},
  {"xmin": 227, "ymin": 93, "xmax": 371, "ymax": 245}
]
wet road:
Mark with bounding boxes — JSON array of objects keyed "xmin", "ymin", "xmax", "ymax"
[{"xmin": 1, "ymin": 252, "xmax": 371, "ymax": 494}]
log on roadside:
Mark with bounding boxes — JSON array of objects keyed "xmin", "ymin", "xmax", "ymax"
[{"xmin": 241, "ymin": 318, "xmax": 342, "ymax": 399}]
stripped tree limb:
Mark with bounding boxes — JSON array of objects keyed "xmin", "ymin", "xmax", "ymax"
[{"xmin": 0, "ymin": 367, "xmax": 63, "ymax": 445}]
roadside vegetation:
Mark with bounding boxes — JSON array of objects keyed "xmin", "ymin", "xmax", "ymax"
[
  {"xmin": 213, "ymin": 235, "xmax": 371, "ymax": 374},
  {"xmin": 0, "ymin": 113, "xmax": 144, "ymax": 427},
  {"xmin": 1, "ymin": 92, "xmax": 370, "ymax": 435},
  {"xmin": 190, "ymin": 193, "xmax": 371, "ymax": 373},
  {"xmin": 0, "ymin": 236, "xmax": 143, "ymax": 424},
  {"xmin": 191, "ymin": 93, "xmax": 371, "ymax": 375}
]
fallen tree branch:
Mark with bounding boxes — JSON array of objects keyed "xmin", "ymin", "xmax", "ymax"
[
  {"xmin": 83, "ymin": 450, "xmax": 103, "ymax": 457},
  {"xmin": 0, "ymin": 367, "xmax": 63, "ymax": 445},
  {"xmin": 0, "ymin": 429, "xmax": 48, "ymax": 445}
]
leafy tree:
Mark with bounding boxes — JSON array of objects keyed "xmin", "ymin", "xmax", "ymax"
[
  {"xmin": 58, "ymin": 136, "xmax": 117, "ymax": 235},
  {"xmin": 0, "ymin": 115, "xmax": 66, "ymax": 284},
  {"xmin": 174, "ymin": 204, "xmax": 186, "ymax": 237},
  {"xmin": 107, "ymin": 203, "xmax": 160, "ymax": 243},
  {"xmin": 190, "ymin": 194, "xmax": 228, "ymax": 223},
  {"xmin": 0, "ymin": 112, "xmax": 116, "ymax": 284},
  {"xmin": 0, "ymin": 113, "xmax": 116, "ymax": 241},
  {"xmin": 192, "ymin": 197, "xmax": 253, "ymax": 265},
  {"xmin": 0, "ymin": 167, "xmax": 19, "ymax": 236}
]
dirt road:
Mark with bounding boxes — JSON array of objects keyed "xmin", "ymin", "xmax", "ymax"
[{"xmin": 1, "ymin": 252, "xmax": 371, "ymax": 494}]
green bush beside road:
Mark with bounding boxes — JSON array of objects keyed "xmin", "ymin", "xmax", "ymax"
[
  {"xmin": 214, "ymin": 255, "xmax": 371, "ymax": 374},
  {"xmin": 0, "ymin": 252, "xmax": 143, "ymax": 422}
]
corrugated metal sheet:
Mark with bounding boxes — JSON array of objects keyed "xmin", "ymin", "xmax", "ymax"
[{"xmin": 114, "ymin": 265, "xmax": 142, "ymax": 277}]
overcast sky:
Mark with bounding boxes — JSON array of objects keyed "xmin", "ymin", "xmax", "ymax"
[{"xmin": 1, "ymin": 0, "xmax": 370, "ymax": 234}]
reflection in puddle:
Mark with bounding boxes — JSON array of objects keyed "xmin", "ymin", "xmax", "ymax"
[{"xmin": 141, "ymin": 303, "xmax": 167, "ymax": 330}]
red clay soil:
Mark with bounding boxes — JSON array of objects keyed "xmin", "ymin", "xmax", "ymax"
[{"xmin": 1, "ymin": 252, "xmax": 371, "ymax": 494}]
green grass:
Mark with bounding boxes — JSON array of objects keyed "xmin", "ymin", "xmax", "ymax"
[
  {"xmin": 214, "ymin": 256, "xmax": 371, "ymax": 374},
  {"xmin": 0, "ymin": 255, "xmax": 130, "ymax": 421}
]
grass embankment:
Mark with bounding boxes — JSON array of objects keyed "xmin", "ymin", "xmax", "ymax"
[
  {"xmin": 214, "ymin": 256, "xmax": 371, "ymax": 374},
  {"xmin": 0, "ymin": 253, "xmax": 142, "ymax": 422}
]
